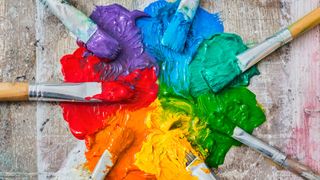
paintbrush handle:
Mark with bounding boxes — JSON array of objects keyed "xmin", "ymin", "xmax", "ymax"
[
  {"xmin": 232, "ymin": 127, "xmax": 320, "ymax": 180},
  {"xmin": 288, "ymin": 7, "xmax": 320, "ymax": 38},
  {"xmin": 177, "ymin": 0, "xmax": 200, "ymax": 20},
  {"xmin": 0, "ymin": 82, "xmax": 103, "ymax": 102},
  {"xmin": 284, "ymin": 158, "xmax": 320, "ymax": 180},
  {"xmin": 40, "ymin": 0, "xmax": 97, "ymax": 43},
  {"xmin": 0, "ymin": 83, "xmax": 29, "ymax": 101},
  {"xmin": 237, "ymin": 7, "xmax": 320, "ymax": 72}
]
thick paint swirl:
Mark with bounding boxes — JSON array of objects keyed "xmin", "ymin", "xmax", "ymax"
[{"xmin": 59, "ymin": 1, "xmax": 266, "ymax": 179}]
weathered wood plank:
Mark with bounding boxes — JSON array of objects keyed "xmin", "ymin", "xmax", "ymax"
[{"xmin": 0, "ymin": 0, "xmax": 37, "ymax": 179}]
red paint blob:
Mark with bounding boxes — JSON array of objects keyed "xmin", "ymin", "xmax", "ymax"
[{"xmin": 60, "ymin": 46, "xmax": 158, "ymax": 139}]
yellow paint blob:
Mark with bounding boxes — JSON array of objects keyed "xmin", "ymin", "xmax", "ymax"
[{"xmin": 135, "ymin": 101, "xmax": 198, "ymax": 180}]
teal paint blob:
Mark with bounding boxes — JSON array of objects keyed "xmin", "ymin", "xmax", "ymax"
[
  {"xmin": 190, "ymin": 33, "xmax": 260, "ymax": 97},
  {"xmin": 136, "ymin": 0, "xmax": 224, "ymax": 97}
]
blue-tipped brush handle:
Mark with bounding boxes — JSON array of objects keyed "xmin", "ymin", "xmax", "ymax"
[{"xmin": 161, "ymin": 0, "xmax": 200, "ymax": 52}]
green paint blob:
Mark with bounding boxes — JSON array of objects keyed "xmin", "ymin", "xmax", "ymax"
[
  {"xmin": 159, "ymin": 83, "xmax": 266, "ymax": 168},
  {"xmin": 189, "ymin": 33, "xmax": 259, "ymax": 96},
  {"xmin": 189, "ymin": 87, "xmax": 266, "ymax": 167}
]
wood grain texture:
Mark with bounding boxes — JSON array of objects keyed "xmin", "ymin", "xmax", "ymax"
[
  {"xmin": 289, "ymin": 7, "xmax": 320, "ymax": 38},
  {"xmin": 0, "ymin": 0, "xmax": 319, "ymax": 180},
  {"xmin": 0, "ymin": 0, "xmax": 37, "ymax": 179},
  {"xmin": 0, "ymin": 83, "xmax": 29, "ymax": 101}
]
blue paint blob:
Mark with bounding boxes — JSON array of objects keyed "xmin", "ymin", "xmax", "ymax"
[{"xmin": 136, "ymin": 0, "xmax": 224, "ymax": 97}]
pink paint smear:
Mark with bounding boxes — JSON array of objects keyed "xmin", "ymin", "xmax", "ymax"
[{"xmin": 286, "ymin": 50, "xmax": 320, "ymax": 172}]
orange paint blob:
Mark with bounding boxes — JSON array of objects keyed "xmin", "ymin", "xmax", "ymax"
[{"xmin": 85, "ymin": 102, "xmax": 159, "ymax": 180}]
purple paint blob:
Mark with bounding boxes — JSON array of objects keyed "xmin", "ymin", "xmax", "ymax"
[
  {"xmin": 89, "ymin": 4, "xmax": 157, "ymax": 80},
  {"xmin": 86, "ymin": 27, "xmax": 121, "ymax": 60}
]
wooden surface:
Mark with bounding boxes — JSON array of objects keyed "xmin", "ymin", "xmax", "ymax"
[{"xmin": 0, "ymin": 0, "xmax": 319, "ymax": 179}]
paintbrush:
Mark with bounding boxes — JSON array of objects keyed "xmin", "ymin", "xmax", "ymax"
[
  {"xmin": 161, "ymin": 0, "xmax": 200, "ymax": 52},
  {"xmin": 232, "ymin": 126, "xmax": 320, "ymax": 180},
  {"xmin": 40, "ymin": 0, "xmax": 121, "ymax": 60},
  {"xmin": 0, "ymin": 82, "xmax": 107, "ymax": 102},
  {"xmin": 186, "ymin": 152, "xmax": 218, "ymax": 180},
  {"xmin": 204, "ymin": 7, "xmax": 320, "ymax": 92},
  {"xmin": 169, "ymin": 120, "xmax": 217, "ymax": 179},
  {"xmin": 90, "ymin": 149, "xmax": 113, "ymax": 180}
]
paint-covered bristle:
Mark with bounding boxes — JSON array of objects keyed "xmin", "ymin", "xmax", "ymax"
[
  {"xmin": 202, "ymin": 62, "xmax": 241, "ymax": 93},
  {"xmin": 161, "ymin": 0, "xmax": 200, "ymax": 52},
  {"xmin": 186, "ymin": 152, "xmax": 197, "ymax": 166},
  {"xmin": 190, "ymin": 33, "xmax": 248, "ymax": 95}
]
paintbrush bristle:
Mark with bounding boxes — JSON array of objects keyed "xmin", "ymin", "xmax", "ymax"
[
  {"xmin": 161, "ymin": 0, "xmax": 200, "ymax": 52},
  {"xmin": 201, "ymin": 61, "xmax": 241, "ymax": 93},
  {"xmin": 186, "ymin": 152, "xmax": 197, "ymax": 166}
]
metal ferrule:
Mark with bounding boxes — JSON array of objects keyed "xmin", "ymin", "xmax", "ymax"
[
  {"xmin": 187, "ymin": 158, "xmax": 217, "ymax": 180},
  {"xmin": 40, "ymin": 0, "xmax": 98, "ymax": 43},
  {"xmin": 28, "ymin": 83, "xmax": 102, "ymax": 102},
  {"xmin": 237, "ymin": 29, "xmax": 293, "ymax": 72},
  {"xmin": 232, "ymin": 127, "xmax": 287, "ymax": 166}
]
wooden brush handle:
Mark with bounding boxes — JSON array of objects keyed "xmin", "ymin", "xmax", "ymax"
[
  {"xmin": 288, "ymin": 7, "xmax": 320, "ymax": 38},
  {"xmin": 285, "ymin": 158, "xmax": 320, "ymax": 180},
  {"xmin": 0, "ymin": 83, "xmax": 29, "ymax": 101}
]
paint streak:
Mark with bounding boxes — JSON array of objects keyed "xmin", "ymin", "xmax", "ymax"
[
  {"xmin": 190, "ymin": 33, "xmax": 260, "ymax": 96},
  {"xmin": 136, "ymin": 0, "xmax": 224, "ymax": 96},
  {"xmin": 60, "ymin": 47, "xmax": 158, "ymax": 139}
]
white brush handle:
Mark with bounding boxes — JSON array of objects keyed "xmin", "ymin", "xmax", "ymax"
[
  {"xmin": 177, "ymin": 0, "xmax": 200, "ymax": 20},
  {"xmin": 236, "ymin": 29, "xmax": 292, "ymax": 72},
  {"xmin": 232, "ymin": 127, "xmax": 320, "ymax": 180},
  {"xmin": 90, "ymin": 150, "xmax": 113, "ymax": 180},
  {"xmin": 237, "ymin": 7, "xmax": 320, "ymax": 72},
  {"xmin": 40, "ymin": 0, "xmax": 97, "ymax": 43}
]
